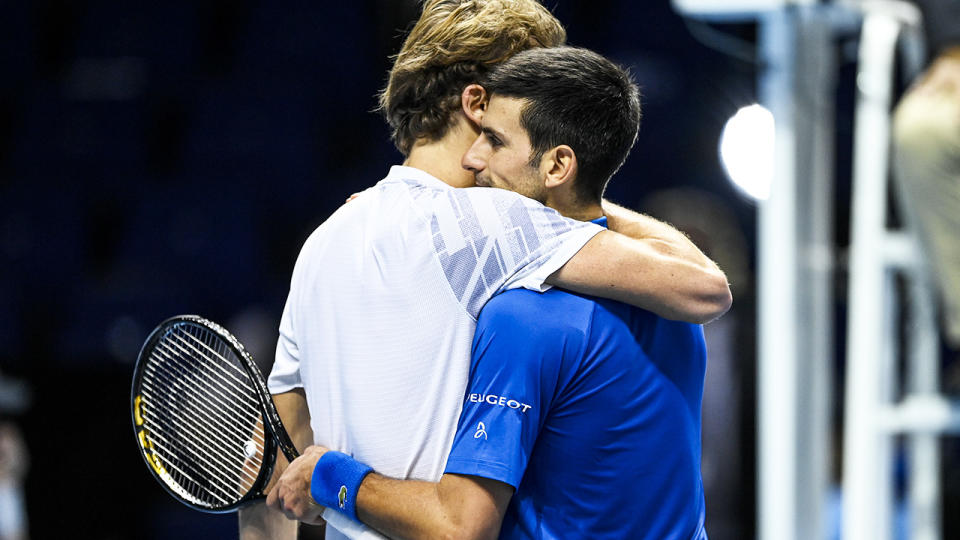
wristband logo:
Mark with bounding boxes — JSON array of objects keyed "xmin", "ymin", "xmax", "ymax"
[
  {"xmin": 338, "ymin": 485, "xmax": 347, "ymax": 509},
  {"xmin": 467, "ymin": 393, "xmax": 532, "ymax": 413}
]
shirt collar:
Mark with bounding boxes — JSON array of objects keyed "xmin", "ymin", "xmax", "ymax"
[
  {"xmin": 388, "ymin": 166, "xmax": 610, "ymax": 230},
  {"xmin": 387, "ymin": 165, "xmax": 452, "ymax": 190}
]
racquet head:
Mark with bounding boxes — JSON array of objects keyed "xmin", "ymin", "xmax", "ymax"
[{"xmin": 130, "ymin": 315, "xmax": 297, "ymax": 513}]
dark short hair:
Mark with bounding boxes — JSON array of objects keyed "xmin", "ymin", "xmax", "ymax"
[{"xmin": 483, "ymin": 46, "xmax": 641, "ymax": 202}]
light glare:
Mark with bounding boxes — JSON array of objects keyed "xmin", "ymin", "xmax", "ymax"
[{"xmin": 719, "ymin": 104, "xmax": 774, "ymax": 200}]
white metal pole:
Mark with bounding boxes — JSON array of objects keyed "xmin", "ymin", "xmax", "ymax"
[
  {"xmin": 793, "ymin": 9, "xmax": 838, "ymax": 540},
  {"xmin": 907, "ymin": 269, "xmax": 942, "ymax": 540},
  {"xmin": 842, "ymin": 9, "xmax": 902, "ymax": 540},
  {"xmin": 758, "ymin": 9, "xmax": 799, "ymax": 540}
]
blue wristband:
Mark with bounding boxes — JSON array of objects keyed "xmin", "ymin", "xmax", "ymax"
[{"xmin": 310, "ymin": 451, "xmax": 373, "ymax": 522}]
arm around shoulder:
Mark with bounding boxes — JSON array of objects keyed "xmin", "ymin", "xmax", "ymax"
[
  {"xmin": 551, "ymin": 201, "xmax": 731, "ymax": 324},
  {"xmin": 268, "ymin": 444, "xmax": 513, "ymax": 540}
]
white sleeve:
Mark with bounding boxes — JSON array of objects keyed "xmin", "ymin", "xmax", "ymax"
[
  {"xmin": 267, "ymin": 293, "xmax": 303, "ymax": 394},
  {"xmin": 424, "ymin": 187, "xmax": 603, "ymax": 319},
  {"xmin": 322, "ymin": 509, "xmax": 386, "ymax": 539}
]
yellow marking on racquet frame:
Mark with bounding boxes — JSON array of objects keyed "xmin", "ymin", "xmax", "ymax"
[
  {"xmin": 133, "ymin": 395, "xmax": 145, "ymax": 426},
  {"xmin": 135, "ymin": 397, "xmax": 167, "ymax": 477},
  {"xmin": 137, "ymin": 430, "xmax": 164, "ymax": 475}
]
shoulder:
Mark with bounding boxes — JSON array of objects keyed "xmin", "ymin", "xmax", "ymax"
[
  {"xmin": 590, "ymin": 297, "xmax": 704, "ymax": 340},
  {"xmin": 460, "ymin": 187, "xmax": 572, "ymax": 222},
  {"xmin": 452, "ymin": 187, "xmax": 578, "ymax": 228},
  {"xmin": 479, "ymin": 288, "xmax": 598, "ymax": 331},
  {"xmin": 590, "ymin": 299, "xmax": 706, "ymax": 361},
  {"xmin": 474, "ymin": 289, "xmax": 601, "ymax": 363},
  {"xmin": 470, "ymin": 290, "xmax": 597, "ymax": 398}
]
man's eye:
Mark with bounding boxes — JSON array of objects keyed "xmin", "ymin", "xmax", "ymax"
[{"xmin": 482, "ymin": 130, "xmax": 502, "ymax": 148}]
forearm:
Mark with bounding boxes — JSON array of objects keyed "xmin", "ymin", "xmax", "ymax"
[
  {"xmin": 357, "ymin": 473, "xmax": 509, "ymax": 540},
  {"xmin": 275, "ymin": 388, "xmax": 316, "ymax": 450},
  {"xmin": 357, "ymin": 474, "xmax": 459, "ymax": 540},
  {"xmin": 603, "ymin": 200, "xmax": 694, "ymax": 248},
  {"xmin": 270, "ymin": 444, "xmax": 511, "ymax": 539},
  {"xmin": 602, "ymin": 199, "xmax": 726, "ymax": 275},
  {"xmin": 941, "ymin": 46, "xmax": 960, "ymax": 61},
  {"xmin": 550, "ymin": 201, "xmax": 731, "ymax": 324}
]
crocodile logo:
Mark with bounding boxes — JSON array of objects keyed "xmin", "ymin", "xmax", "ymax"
[{"xmin": 338, "ymin": 485, "xmax": 347, "ymax": 509}]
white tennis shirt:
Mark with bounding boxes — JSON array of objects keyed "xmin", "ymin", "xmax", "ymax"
[{"xmin": 268, "ymin": 165, "xmax": 602, "ymax": 538}]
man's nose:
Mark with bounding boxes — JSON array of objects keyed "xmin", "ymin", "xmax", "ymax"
[{"xmin": 461, "ymin": 136, "xmax": 487, "ymax": 173}]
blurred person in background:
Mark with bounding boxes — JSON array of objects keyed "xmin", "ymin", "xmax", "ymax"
[
  {"xmin": 893, "ymin": 0, "xmax": 960, "ymax": 353},
  {"xmin": 0, "ymin": 372, "xmax": 30, "ymax": 540},
  {"xmin": 892, "ymin": 0, "xmax": 960, "ymax": 536},
  {"xmin": 0, "ymin": 424, "xmax": 27, "ymax": 540}
]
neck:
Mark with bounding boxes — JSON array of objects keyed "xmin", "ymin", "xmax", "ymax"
[
  {"xmin": 403, "ymin": 114, "xmax": 480, "ymax": 188},
  {"xmin": 545, "ymin": 188, "xmax": 604, "ymax": 222},
  {"xmin": 554, "ymin": 203, "xmax": 604, "ymax": 222}
]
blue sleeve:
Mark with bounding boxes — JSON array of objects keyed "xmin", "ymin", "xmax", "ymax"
[{"xmin": 443, "ymin": 290, "xmax": 574, "ymax": 488}]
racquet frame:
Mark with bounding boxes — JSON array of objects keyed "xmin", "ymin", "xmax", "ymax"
[{"xmin": 131, "ymin": 314, "xmax": 300, "ymax": 513}]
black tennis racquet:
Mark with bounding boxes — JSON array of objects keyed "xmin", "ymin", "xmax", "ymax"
[{"xmin": 131, "ymin": 315, "xmax": 299, "ymax": 513}]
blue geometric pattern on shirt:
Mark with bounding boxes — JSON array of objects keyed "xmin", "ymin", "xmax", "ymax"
[{"xmin": 424, "ymin": 187, "xmax": 574, "ymax": 319}]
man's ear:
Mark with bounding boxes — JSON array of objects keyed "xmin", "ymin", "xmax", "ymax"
[
  {"xmin": 461, "ymin": 84, "xmax": 488, "ymax": 126},
  {"xmin": 541, "ymin": 145, "xmax": 577, "ymax": 189}
]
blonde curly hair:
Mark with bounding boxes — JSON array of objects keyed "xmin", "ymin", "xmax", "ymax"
[{"xmin": 379, "ymin": 0, "xmax": 566, "ymax": 155}]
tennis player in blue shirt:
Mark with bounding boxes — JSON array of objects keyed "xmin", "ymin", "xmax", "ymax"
[
  {"xmin": 446, "ymin": 233, "xmax": 708, "ymax": 539},
  {"xmin": 271, "ymin": 45, "xmax": 711, "ymax": 540}
]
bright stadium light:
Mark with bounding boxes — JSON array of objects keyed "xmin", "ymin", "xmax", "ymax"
[{"xmin": 719, "ymin": 104, "xmax": 774, "ymax": 201}]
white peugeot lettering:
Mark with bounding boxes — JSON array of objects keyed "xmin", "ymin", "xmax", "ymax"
[{"xmin": 467, "ymin": 393, "xmax": 532, "ymax": 413}]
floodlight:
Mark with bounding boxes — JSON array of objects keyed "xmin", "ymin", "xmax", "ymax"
[{"xmin": 719, "ymin": 104, "xmax": 775, "ymax": 200}]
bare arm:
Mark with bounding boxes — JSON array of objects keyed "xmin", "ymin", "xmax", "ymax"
[
  {"xmin": 239, "ymin": 389, "xmax": 315, "ymax": 540},
  {"xmin": 270, "ymin": 446, "xmax": 513, "ymax": 540},
  {"xmin": 358, "ymin": 471, "xmax": 512, "ymax": 540},
  {"xmin": 548, "ymin": 200, "xmax": 731, "ymax": 324}
]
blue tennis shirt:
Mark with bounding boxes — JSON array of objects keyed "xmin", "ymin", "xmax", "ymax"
[{"xmin": 444, "ymin": 219, "xmax": 709, "ymax": 539}]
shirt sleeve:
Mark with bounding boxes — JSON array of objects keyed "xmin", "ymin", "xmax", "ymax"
[
  {"xmin": 267, "ymin": 290, "xmax": 303, "ymax": 394},
  {"xmin": 443, "ymin": 291, "xmax": 568, "ymax": 488},
  {"xmin": 424, "ymin": 187, "xmax": 603, "ymax": 319}
]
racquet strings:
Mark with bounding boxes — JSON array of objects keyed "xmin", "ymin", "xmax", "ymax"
[{"xmin": 136, "ymin": 321, "xmax": 267, "ymax": 509}]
